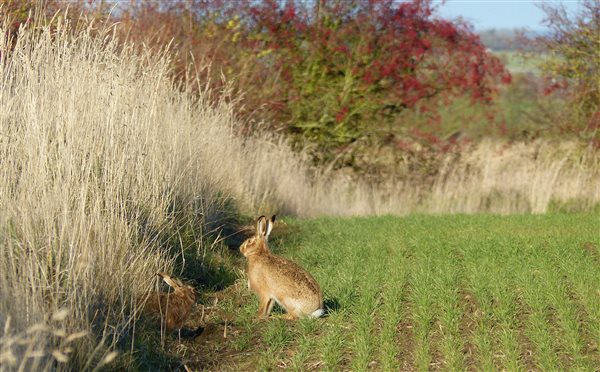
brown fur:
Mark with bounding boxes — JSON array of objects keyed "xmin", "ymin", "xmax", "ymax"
[
  {"xmin": 240, "ymin": 215, "xmax": 323, "ymax": 319},
  {"xmin": 141, "ymin": 272, "xmax": 196, "ymax": 330}
]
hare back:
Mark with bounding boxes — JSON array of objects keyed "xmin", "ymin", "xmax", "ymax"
[
  {"xmin": 143, "ymin": 292, "xmax": 195, "ymax": 329},
  {"xmin": 249, "ymin": 253, "xmax": 322, "ymax": 302}
]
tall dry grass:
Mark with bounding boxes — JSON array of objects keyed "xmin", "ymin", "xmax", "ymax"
[
  {"xmin": 0, "ymin": 17, "xmax": 304, "ymax": 369},
  {"xmin": 0, "ymin": 12, "xmax": 599, "ymax": 371}
]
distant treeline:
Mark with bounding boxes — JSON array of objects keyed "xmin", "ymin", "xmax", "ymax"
[{"xmin": 478, "ymin": 29, "xmax": 543, "ymax": 51}]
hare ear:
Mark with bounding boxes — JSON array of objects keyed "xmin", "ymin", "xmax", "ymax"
[
  {"xmin": 157, "ymin": 272, "xmax": 179, "ymax": 289},
  {"xmin": 266, "ymin": 215, "xmax": 276, "ymax": 238},
  {"xmin": 256, "ymin": 216, "xmax": 267, "ymax": 237}
]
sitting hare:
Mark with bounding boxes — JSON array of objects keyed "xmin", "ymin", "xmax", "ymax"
[
  {"xmin": 142, "ymin": 272, "xmax": 196, "ymax": 331},
  {"xmin": 240, "ymin": 215, "xmax": 324, "ymax": 319}
]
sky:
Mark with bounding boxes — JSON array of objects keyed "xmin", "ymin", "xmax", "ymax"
[{"xmin": 435, "ymin": 0, "xmax": 582, "ymax": 31}]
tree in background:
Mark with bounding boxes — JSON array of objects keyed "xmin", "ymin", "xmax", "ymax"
[
  {"xmin": 537, "ymin": 0, "xmax": 599, "ymax": 142},
  {"xmin": 255, "ymin": 0, "xmax": 510, "ymax": 162},
  {"xmin": 115, "ymin": 0, "xmax": 510, "ymax": 167}
]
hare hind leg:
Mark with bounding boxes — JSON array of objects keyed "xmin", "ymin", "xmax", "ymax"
[
  {"xmin": 281, "ymin": 302, "xmax": 299, "ymax": 320},
  {"xmin": 282, "ymin": 313, "xmax": 298, "ymax": 320}
]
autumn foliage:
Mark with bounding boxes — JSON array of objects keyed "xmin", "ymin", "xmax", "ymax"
[
  {"xmin": 536, "ymin": 0, "xmax": 599, "ymax": 141},
  {"xmin": 114, "ymin": 0, "xmax": 510, "ymax": 164}
]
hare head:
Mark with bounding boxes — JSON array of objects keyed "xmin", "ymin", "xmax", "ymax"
[
  {"xmin": 156, "ymin": 272, "xmax": 196, "ymax": 301},
  {"xmin": 240, "ymin": 215, "xmax": 275, "ymax": 257}
]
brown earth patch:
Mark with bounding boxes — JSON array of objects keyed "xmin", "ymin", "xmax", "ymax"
[
  {"xmin": 582, "ymin": 242, "xmax": 599, "ymax": 263},
  {"xmin": 164, "ymin": 281, "xmax": 334, "ymax": 371},
  {"xmin": 153, "ymin": 283, "xmax": 269, "ymax": 371},
  {"xmin": 545, "ymin": 303, "xmax": 572, "ymax": 369},
  {"xmin": 459, "ymin": 290, "xmax": 482, "ymax": 371},
  {"xmin": 395, "ymin": 317, "xmax": 416, "ymax": 371},
  {"xmin": 514, "ymin": 295, "xmax": 539, "ymax": 371},
  {"xmin": 394, "ymin": 282, "xmax": 416, "ymax": 371},
  {"xmin": 428, "ymin": 321, "xmax": 445, "ymax": 371}
]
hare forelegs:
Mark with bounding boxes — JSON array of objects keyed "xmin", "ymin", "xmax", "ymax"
[{"xmin": 257, "ymin": 297, "xmax": 274, "ymax": 318}]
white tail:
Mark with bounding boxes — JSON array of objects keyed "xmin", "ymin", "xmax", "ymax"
[{"xmin": 310, "ymin": 308, "xmax": 325, "ymax": 318}]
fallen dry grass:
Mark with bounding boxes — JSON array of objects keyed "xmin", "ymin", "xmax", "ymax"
[{"xmin": 0, "ymin": 13, "xmax": 598, "ymax": 371}]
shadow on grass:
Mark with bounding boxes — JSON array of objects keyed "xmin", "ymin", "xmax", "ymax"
[
  {"xmin": 324, "ymin": 297, "xmax": 342, "ymax": 315},
  {"xmin": 95, "ymin": 199, "xmax": 253, "ymax": 369},
  {"xmin": 110, "ymin": 319, "xmax": 184, "ymax": 371},
  {"xmin": 132, "ymin": 196, "xmax": 250, "ymax": 291}
]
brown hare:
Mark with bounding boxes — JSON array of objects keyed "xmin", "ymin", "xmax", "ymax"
[
  {"xmin": 142, "ymin": 272, "xmax": 196, "ymax": 331},
  {"xmin": 240, "ymin": 215, "xmax": 324, "ymax": 319}
]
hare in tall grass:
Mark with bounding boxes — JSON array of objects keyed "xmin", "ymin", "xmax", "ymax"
[
  {"xmin": 142, "ymin": 272, "xmax": 196, "ymax": 332},
  {"xmin": 240, "ymin": 215, "xmax": 324, "ymax": 319}
]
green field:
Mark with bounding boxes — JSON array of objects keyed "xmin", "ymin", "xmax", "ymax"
[
  {"xmin": 494, "ymin": 51, "xmax": 543, "ymax": 75},
  {"xmin": 140, "ymin": 214, "xmax": 600, "ymax": 370}
]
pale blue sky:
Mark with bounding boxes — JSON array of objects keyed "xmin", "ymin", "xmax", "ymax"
[{"xmin": 435, "ymin": 0, "xmax": 582, "ymax": 31}]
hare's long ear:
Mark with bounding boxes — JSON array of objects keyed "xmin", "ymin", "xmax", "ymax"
[
  {"xmin": 157, "ymin": 272, "xmax": 179, "ymax": 289},
  {"xmin": 256, "ymin": 216, "xmax": 267, "ymax": 238},
  {"xmin": 265, "ymin": 215, "xmax": 276, "ymax": 239}
]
